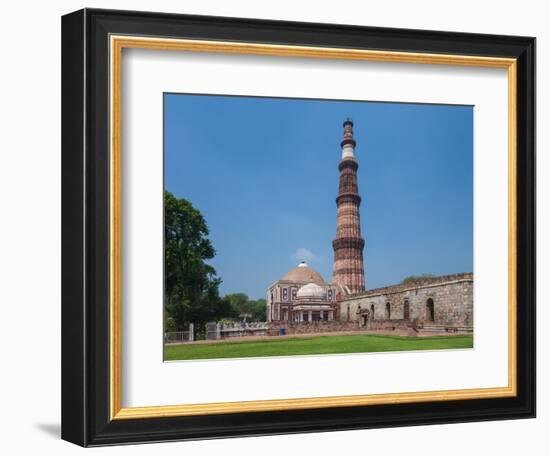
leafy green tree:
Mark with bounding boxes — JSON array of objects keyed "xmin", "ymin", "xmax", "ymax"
[
  {"xmin": 401, "ymin": 273, "xmax": 434, "ymax": 284},
  {"xmin": 164, "ymin": 315, "xmax": 177, "ymax": 333},
  {"xmin": 225, "ymin": 293, "xmax": 250, "ymax": 317},
  {"xmin": 225, "ymin": 294, "xmax": 267, "ymax": 322},
  {"xmin": 246, "ymin": 299, "xmax": 267, "ymax": 321},
  {"xmin": 164, "ymin": 191, "xmax": 235, "ymax": 331}
]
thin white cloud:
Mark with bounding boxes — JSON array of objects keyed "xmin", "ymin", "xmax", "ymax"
[{"xmin": 292, "ymin": 247, "xmax": 317, "ymax": 263}]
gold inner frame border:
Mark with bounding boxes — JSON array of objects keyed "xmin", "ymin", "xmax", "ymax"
[{"xmin": 109, "ymin": 35, "xmax": 518, "ymax": 420}]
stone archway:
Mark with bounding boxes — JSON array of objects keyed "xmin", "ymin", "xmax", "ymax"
[
  {"xmin": 426, "ymin": 298, "xmax": 435, "ymax": 322},
  {"xmin": 361, "ymin": 309, "xmax": 371, "ymax": 327},
  {"xmin": 403, "ymin": 300, "xmax": 410, "ymax": 321}
]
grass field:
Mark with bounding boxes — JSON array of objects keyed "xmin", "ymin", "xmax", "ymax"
[{"xmin": 164, "ymin": 334, "xmax": 473, "ymax": 361}]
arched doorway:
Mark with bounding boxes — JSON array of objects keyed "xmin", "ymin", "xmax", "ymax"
[
  {"xmin": 403, "ymin": 300, "xmax": 410, "ymax": 321},
  {"xmin": 370, "ymin": 304, "xmax": 375, "ymax": 320},
  {"xmin": 385, "ymin": 302, "xmax": 391, "ymax": 320},
  {"xmin": 426, "ymin": 298, "xmax": 435, "ymax": 322}
]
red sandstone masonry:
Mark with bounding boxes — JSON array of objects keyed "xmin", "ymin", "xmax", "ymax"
[{"xmin": 332, "ymin": 119, "xmax": 365, "ymax": 293}]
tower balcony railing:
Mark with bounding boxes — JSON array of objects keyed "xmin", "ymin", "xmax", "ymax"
[{"xmin": 336, "ymin": 193, "xmax": 362, "ymax": 206}]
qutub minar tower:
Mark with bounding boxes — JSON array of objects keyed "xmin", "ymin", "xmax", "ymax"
[
  {"xmin": 332, "ymin": 119, "xmax": 366, "ymax": 294},
  {"xmin": 265, "ymin": 118, "xmax": 472, "ymax": 332}
]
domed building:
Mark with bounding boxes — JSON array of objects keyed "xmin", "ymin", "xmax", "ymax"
[{"xmin": 266, "ymin": 262, "xmax": 338, "ymax": 322}]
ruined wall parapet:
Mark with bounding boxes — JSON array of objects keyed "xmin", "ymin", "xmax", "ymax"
[{"xmin": 343, "ymin": 272, "xmax": 473, "ymax": 301}]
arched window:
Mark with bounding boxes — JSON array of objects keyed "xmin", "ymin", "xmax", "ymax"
[
  {"xmin": 386, "ymin": 302, "xmax": 391, "ymax": 320},
  {"xmin": 403, "ymin": 300, "xmax": 410, "ymax": 321},
  {"xmin": 370, "ymin": 304, "xmax": 375, "ymax": 320},
  {"xmin": 426, "ymin": 298, "xmax": 435, "ymax": 322}
]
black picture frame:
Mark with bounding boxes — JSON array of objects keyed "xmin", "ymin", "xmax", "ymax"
[{"xmin": 62, "ymin": 8, "xmax": 535, "ymax": 447}]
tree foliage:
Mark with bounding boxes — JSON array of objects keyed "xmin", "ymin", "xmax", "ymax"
[
  {"xmin": 401, "ymin": 273, "xmax": 434, "ymax": 284},
  {"xmin": 164, "ymin": 191, "xmax": 270, "ymax": 333},
  {"xmin": 164, "ymin": 191, "xmax": 234, "ymax": 331},
  {"xmin": 225, "ymin": 293, "xmax": 267, "ymax": 322}
]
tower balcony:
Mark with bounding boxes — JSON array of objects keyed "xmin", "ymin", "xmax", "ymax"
[
  {"xmin": 338, "ymin": 157, "xmax": 358, "ymax": 171},
  {"xmin": 336, "ymin": 192, "xmax": 362, "ymax": 206},
  {"xmin": 332, "ymin": 236, "xmax": 365, "ymax": 250}
]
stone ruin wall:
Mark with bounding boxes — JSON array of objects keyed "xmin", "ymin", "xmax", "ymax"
[
  {"xmin": 341, "ymin": 273, "xmax": 473, "ymax": 328},
  {"xmin": 267, "ymin": 320, "xmax": 362, "ymax": 335}
]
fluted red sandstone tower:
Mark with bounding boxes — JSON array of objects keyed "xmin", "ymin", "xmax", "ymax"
[{"xmin": 332, "ymin": 119, "xmax": 365, "ymax": 294}]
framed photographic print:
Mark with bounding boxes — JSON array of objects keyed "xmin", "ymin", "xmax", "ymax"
[{"xmin": 61, "ymin": 8, "xmax": 536, "ymax": 446}]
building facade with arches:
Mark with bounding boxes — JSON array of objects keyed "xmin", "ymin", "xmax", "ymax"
[
  {"xmin": 340, "ymin": 272, "xmax": 473, "ymax": 330},
  {"xmin": 266, "ymin": 261, "xmax": 339, "ymax": 324}
]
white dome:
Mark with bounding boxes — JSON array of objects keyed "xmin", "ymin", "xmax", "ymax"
[{"xmin": 296, "ymin": 282, "xmax": 326, "ymax": 299}]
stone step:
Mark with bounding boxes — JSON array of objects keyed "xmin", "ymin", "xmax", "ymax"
[{"xmin": 420, "ymin": 325, "xmax": 473, "ymax": 333}]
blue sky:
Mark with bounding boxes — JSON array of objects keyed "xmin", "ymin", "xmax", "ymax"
[{"xmin": 164, "ymin": 94, "xmax": 473, "ymax": 299}]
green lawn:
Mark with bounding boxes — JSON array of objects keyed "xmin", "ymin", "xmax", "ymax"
[{"xmin": 164, "ymin": 334, "xmax": 473, "ymax": 361}]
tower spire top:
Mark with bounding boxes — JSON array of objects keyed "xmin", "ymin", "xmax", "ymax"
[{"xmin": 341, "ymin": 117, "xmax": 357, "ymax": 158}]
